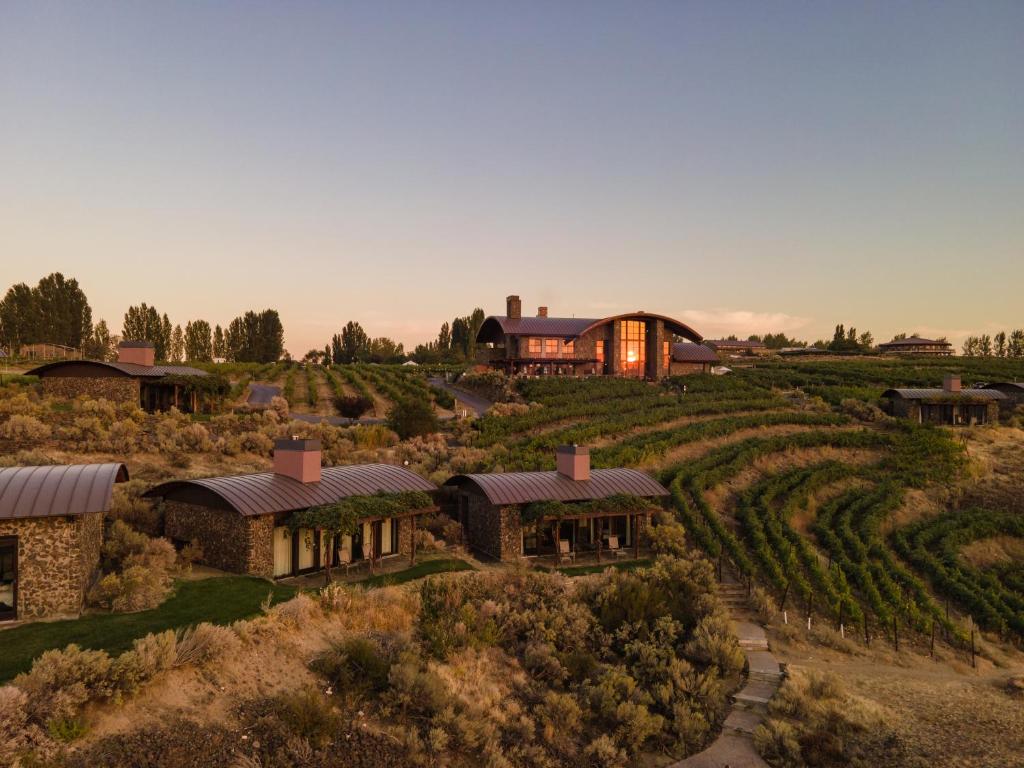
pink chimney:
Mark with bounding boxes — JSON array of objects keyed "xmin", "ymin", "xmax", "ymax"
[
  {"xmin": 556, "ymin": 445, "xmax": 590, "ymax": 482},
  {"xmin": 273, "ymin": 438, "xmax": 322, "ymax": 483},
  {"xmin": 943, "ymin": 374, "xmax": 962, "ymax": 393},
  {"xmin": 117, "ymin": 341, "xmax": 155, "ymax": 367},
  {"xmin": 537, "ymin": 306, "xmax": 548, "ymax": 317}
]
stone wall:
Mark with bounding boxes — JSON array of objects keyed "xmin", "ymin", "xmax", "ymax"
[
  {"xmin": 670, "ymin": 361, "xmax": 712, "ymax": 375},
  {"xmin": 41, "ymin": 376, "xmax": 140, "ymax": 405},
  {"xmin": 0, "ymin": 512, "xmax": 102, "ymax": 620},
  {"xmin": 460, "ymin": 490, "xmax": 514, "ymax": 561},
  {"xmin": 164, "ymin": 500, "xmax": 273, "ymax": 576}
]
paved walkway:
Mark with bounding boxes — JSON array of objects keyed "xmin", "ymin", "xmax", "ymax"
[
  {"xmin": 428, "ymin": 377, "xmax": 493, "ymax": 416},
  {"xmin": 247, "ymin": 382, "xmax": 281, "ymax": 406},
  {"xmin": 669, "ymin": 582, "xmax": 783, "ymax": 768}
]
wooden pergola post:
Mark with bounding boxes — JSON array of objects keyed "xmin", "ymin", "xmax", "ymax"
[
  {"xmin": 634, "ymin": 514, "xmax": 640, "ymax": 559},
  {"xmin": 552, "ymin": 520, "xmax": 560, "ymax": 565},
  {"xmin": 596, "ymin": 516, "xmax": 602, "ymax": 563},
  {"xmin": 410, "ymin": 514, "xmax": 417, "ymax": 566}
]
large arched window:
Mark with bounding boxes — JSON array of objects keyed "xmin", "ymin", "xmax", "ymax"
[{"xmin": 620, "ymin": 321, "xmax": 646, "ymax": 376}]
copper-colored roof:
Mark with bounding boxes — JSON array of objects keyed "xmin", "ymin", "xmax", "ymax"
[
  {"xmin": 878, "ymin": 337, "xmax": 951, "ymax": 348},
  {"xmin": 0, "ymin": 463, "xmax": 129, "ymax": 520},
  {"xmin": 444, "ymin": 468, "xmax": 668, "ymax": 506},
  {"xmin": 477, "ymin": 312, "xmax": 702, "ymax": 344},
  {"xmin": 704, "ymin": 339, "xmax": 766, "ymax": 349},
  {"xmin": 27, "ymin": 360, "xmax": 209, "ymax": 378},
  {"xmin": 984, "ymin": 382, "xmax": 1024, "ymax": 392},
  {"xmin": 672, "ymin": 343, "xmax": 719, "ymax": 363},
  {"xmin": 143, "ymin": 463, "xmax": 436, "ymax": 516},
  {"xmin": 881, "ymin": 388, "xmax": 1005, "ymax": 401}
]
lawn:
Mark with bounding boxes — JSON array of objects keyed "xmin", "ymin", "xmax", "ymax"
[
  {"xmin": 556, "ymin": 558, "xmax": 654, "ymax": 577},
  {"xmin": 358, "ymin": 558, "xmax": 475, "ymax": 588},
  {"xmin": 0, "ymin": 576, "xmax": 296, "ymax": 683}
]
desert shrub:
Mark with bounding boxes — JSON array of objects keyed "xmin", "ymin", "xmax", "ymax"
[
  {"xmin": 351, "ymin": 423, "xmax": 398, "ymax": 450},
  {"xmin": 535, "ymin": 691, "xmax": 583, "ymax": 753},
  {"xmin": 383, "ymin": 653, "xmax": 450, "ymax": 719},
  {"xmin": 177, "ymin": 538, "xmax": 204, "ymax": 570},
  {"xmin": 312, "ymin": 637, "xmax": 393, "ymax": 697},
  {"xmin": 62, "ymin": 717, "xmax": 239, "ymax": 768},
  {"xmin": 420, "ymin": 512, "xmax": 463, "ymax": 546},
  {"xmin": 0, "ymin": 414, "xmax": 51, "ymax": 441},
  {"xmin": 173, "ymin": 623, "xmax": 240, "ymax": 668},
  {"xmin": 269, "ymin": 395, "xmax": 290, "ymax": 420},
  {"xmin": 756, "ymin": 669, "xmax": 891, "ymax": 767},
  {"xmin": 751, "ymin": 585, "xmax": 778, "ymax": 623},
  {"xmin": 0, "ymin": 685, "xmax": 50, "ymax": 762},
  {"xmin": 109, "ymin": 481, "xmax": 162, "ymax": 534},
  {"xmin": 584, "ymin": 734, "xmax": 628, "ymax": 768},
  {"xmin": 105, "ymin": 418, "xmax": 141, "ymax": 453},
  {"xmin": 387, "ymin": 398, "xmax": 440, "ymax": 440},
  {"xmin": 418, "ymin": 577, "xmax": 499, "ymax": 659},
  {"xmin": 334, "ymin": 394, "xmax": 374, "ymax": 418},
  {"xmin": 648, "ymin": 513, "xmax": 688, "ymax": 558},
  {"xmin": 13, "ymin": 645, "xmax": 115, "ymax": 724},
  {"xmin": 685, "ymin": 613, "xmax": 745, "ymax": 674},
  {"xmin": 271, "ymin": 687, "xmax": 340, "ymax": 748},
  {"xmin": 268, "ymin": 592, "xmax": 321, "ymax": 627},
  {"xmin": 0, "ymin": 448, "xmax": 58, "ymax": 468},
  {"xmin": 47, "ymin": 716, "xmax": 87, "ymax": 742},
  {"xmin": 239, "ymin": 430, "xmax": 274, "ymax": 454},
  {"xmin": 840, "ymin": 398, "xmax": 888, "ymax": 422},
  {"xmin": 102, "ymin": 519, "xmax": 150, "ymax": 570},
  {"xmin": 89, "ymin": 566, "xmax": 170, "ymax": 612}
]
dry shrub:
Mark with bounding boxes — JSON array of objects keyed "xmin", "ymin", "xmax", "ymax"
[
  {"xmin": 809, "ymin": 622, "xmax": 861, "ymax": 654},
  {"xmin": 0, "ymin": 448, "xmax": 59, "ymax": 468},
  {"xmin": 583, "ymin": 734, "xmax": 628, "ymax": 768},
  {"xmin": 840, "ymin": 398, "xmax": 889, "ymax": 422},
  {"xmin": 685, "ymin": 613, "xmax": 745, "ymax": 674},
  {"xmin": 312, "ymin": 637, "xmax": 393, "ymax": 697},
  {"xmin": 0, "ymin": 685, "xmax": 51, "ymax": 764},
  {"xmin": 351, "ymin": 424, "xmax": 398, "ymax": 450},
  {"xmin": 756, "ymin": 668, "xmax": 892, "ymax": 767},
  {"xmin": 269, "ymin": 395, "xmax": 290, "ymax": 420},
  {"xmin": 62, "ymin": 717, "xmax": 239, "ymax": 768},
  {"xmin": 751, "ymin": 586, "xmax": 778, "ymax": 623},
  {"xmin": 0, "ymin": 391, "xmax": 42, "ymax": 418},
  {"xmin": 267, "ymin": 592, "xmax": 321, "ymax": 628},
  {"xmin": 173, "ymin": 623, "xmax": 240, "ymax": 668},
  {"xmin": 0, "ymin": 414, "xmax": 51, "ymax": 441},
  {"xmin": 239, "ymin": 430, "xmax": 274, "ymax": 455},
  {"xmin": 420, "ymin": 513, "xmax": 463, "ymax": 546},
  {"xmin": 13, "ymin": 645, "xmax": 115, "ymax": 725},
  {"xmin": 415, "ymin": 528, "xmax": 441, "ymax": 551},
  {"xmin": 1006, "ymin": 675, "xmax": 1024, "ymax": 698},
  {"xmin": 89, "ymin": 565, "xmax": 171, "ymax": 612},
  {"xmin": 105, "ymin": 418, "xmax": 141, "ymax": 453}
]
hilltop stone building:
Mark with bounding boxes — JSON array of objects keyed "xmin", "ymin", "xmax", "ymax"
[
  {"xmin": 0, "ymin": 463, "xmax": 128, "ymax": 622},
  {"xmin": 475, "ymin": 295, "xmax": 703, "ymax": 380},
  {"xmin": 882, "ymin": 375, "xmax": 1004, "ymax": 425},
  {"xmin": 877, "ymin": 336, "xmax": 953, "ymax": 356},
  {"xmin": 28, "ymin": 341, "xmax": 210, "ymax": 413},
  {"xmin": 444, "ymin": 445, "xmax": 668, "ymax": 562},
  {"xmin": 144, "ymin": 440, "xmax": 436, "ymax": 579}
]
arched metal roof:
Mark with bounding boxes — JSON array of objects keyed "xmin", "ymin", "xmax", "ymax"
[
  {"xmin": 881, "ymin": 388, "xmax": 1005, "ymax": 401},
  {"xmin": 444, "ymin": 468, "xmax": 668, "ymax": 506},
  {"xmin": 143, "ymin": 463, "xmax": 436, "ymax": 517},
  {"xmin": 0, "ymin": 463, "xmax": 129, "ymax": 520},
  {"xmin": 476, "ymin": 312, "xmax": 702, "ymax": 344},
  {"xmin": 672, "ymin": 343, "xmax": 719, "ymax": 363},
  {"xmin": 27, "ymin": 360, "xmax": 209, "ymax": 378}
]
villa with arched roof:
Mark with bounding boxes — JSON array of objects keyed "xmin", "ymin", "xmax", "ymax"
[{"xmin": 476, "ymin": 295, "xmax": 702, "ymax": 379}]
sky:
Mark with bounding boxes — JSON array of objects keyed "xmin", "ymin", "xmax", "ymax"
[{"xmin": 1, "ymin": 1, "xmax": 1022, "ymax": 354}]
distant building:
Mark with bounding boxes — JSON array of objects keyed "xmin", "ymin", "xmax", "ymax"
[
  {"xmin": 0, "ymin": 463, "xmax": 128, "ymax": 621},
  {"xmin": 882, "ymin": 375, "xmax": 1003, "ymax": 425},
  {"xmin": 878, "ymin": 337, "xmax": 953, "ymax": 356},
  {"xmin": 981, "ymin": 382, "xmax": 1024, "ymax": 414},
  {"xmin": 703, "ymin": 339, "xmax": 769, "ymax": 357},
  {"xmin": 18, "ymin": 343, "xmax": 80, "ymax": 361},
  {"xmin": 444, "ymin": 445, "xmax": 668, "ymax": 562},
  {"xmin": 27, "ymin": 341, "xmax": 210, "ymax": 413},
  {"xmin": 670, "ymin": 342, "xmax": 719, "ymax": 374},
  {"xmin": 475, "ymin": 295, "xmax": 703, "ymax": 380},
  {"xmin": 144, "ymin": 440, "xmax": 436, "ymax": 579}
]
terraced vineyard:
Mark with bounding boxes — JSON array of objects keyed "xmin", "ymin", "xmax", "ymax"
[{"xmin": 465, "ymin": 357, "xmax": 1024, "ymax": 654}]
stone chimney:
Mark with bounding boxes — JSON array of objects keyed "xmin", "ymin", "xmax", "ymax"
[
  {"xmin": 943, "ymin": 374, "xmax": 961, "ymax": 393},
  {"xmin": 117, "ymin": 341, "xmax": 155, "ymax": 367},
  {"xmin": 506, "ymin": 295, "xmax": 522, "ymax": 320},
  {"xmin": 556, "ymin": 445, "xmax": 590, "ymax": 482},
  {"xmin": 273, "ymin": 438, "xmax": 322, "ymax": 483},
  {"xmin": 537, "ymin": 306, "xmax": 548, "ymax": 317}
]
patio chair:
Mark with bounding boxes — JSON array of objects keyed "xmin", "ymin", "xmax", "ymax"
[
  {"xmin": 558, "ymin": 539, "xmax": 575, "ymax": 564},
  {"xmin": 607, "ymin": 535, "xmax": 630, "ymax": 558}
]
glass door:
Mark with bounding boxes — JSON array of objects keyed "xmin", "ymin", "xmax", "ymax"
[{"xmin": 0, "ymin": 538, "xmax": 16, "ymax": 621}]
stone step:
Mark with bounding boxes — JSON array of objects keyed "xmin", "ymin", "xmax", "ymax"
[
  {"xmin": 733, "ymin": 679, "xmax": 780, "ymax": 707},
  {"xmin": 746, "ymin": 651, "xmax": 782, "ymax": 679},
  {"xmin": 722, "ymin": 707, "xmax": 763, "ymax": 735}
]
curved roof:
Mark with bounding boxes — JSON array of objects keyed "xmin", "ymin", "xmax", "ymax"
[
  {"xmin": 672, "ymin": 343, "xmax": 719, "ymax": 363},
  {"xmin": 476, "ymin": 312, "xmax": 702, "ymax": 344},
  {"xmin": 27, "ymin": 360, "xmax": 209, "ymax": 378},
  {"xmin": 0, "ymin": 463, "xmax": 129, "ymax": 520},
  {"xmin": 878, "ymin": 337, "xmax": 951, "ymax": 348},
  {"xmin": 444, "ymin": 468, "xmax": 668, "ymax": 506},
  {"xmin": 143, "ymin": 463, "xmax": 435, "ymax": 517},
  {"xmin": 982, "ymin": 382, "xmax": 1024, "ymax": 392},
  {"xmin": 881, "ymin": 388, "xmax": 1005, "ymax": 400}
]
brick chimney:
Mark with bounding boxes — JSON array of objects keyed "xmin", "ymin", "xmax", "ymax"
[
  {"xmin": 117, "ymin": 341, "xmax": 155, "ymax": 367},
  {"xmin": 556, "ymin": 445, "xmax": 590, "ymax": 482},
  {"xmin": 943, "ymin": 374, "xmax": 961, "ymax": 393},
  {"xmin": 506, "ymin": 295, "xmax": 522, "ymax": 320},
  {"xmin": 537, "ymin": 306, "xmax": 548, "ymax": 317},
  {"xmin": 273, "ymin": 438, "xmax": 322, "ymax": 483}
]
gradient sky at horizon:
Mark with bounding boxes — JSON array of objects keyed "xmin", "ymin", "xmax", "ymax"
[{"xmin": 2, "ymin": 1, "xmax": 1022, "ymax": 354}]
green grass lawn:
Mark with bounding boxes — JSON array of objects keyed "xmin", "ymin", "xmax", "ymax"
[
  {"xmin": 0, "ymin": 577, "xmax": 296, "ymax": 683},
  {"xmin": 556, "ymin": 558, "xmax": 653, "ymax": 577},
  {"xmin": 357, "ymin": 558, "xmax": 475, "ymax": 588}
]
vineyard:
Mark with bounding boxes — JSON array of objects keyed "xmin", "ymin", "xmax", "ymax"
[{"xmin": 462, "ymin": 357, "xmax": 1024, "ymax": 657}]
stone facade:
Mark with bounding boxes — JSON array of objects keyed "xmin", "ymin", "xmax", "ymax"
[
  {"xmin": 458, "ymin": 489, "xmax": 522, "ymax": 561},
  {"xmin": 164, "ymin": 501, "xmax": 275, "ymax": 577},
  {"xmin": 670, "ymin": 361, "xmax": 713, "ymax": 375},
  {"xmin": 41, "ymin": 376, "xmax": 140, "ymax": 405},
  {"xmin": 887, "ymin": 398, "xmax": 999, "ymax": 426},
  {"xmin": 0, "ymin": 512, "xmax": 103, "ymax": 620}
]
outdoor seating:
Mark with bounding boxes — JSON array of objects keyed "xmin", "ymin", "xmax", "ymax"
[{"xmin": 558, "ymin": 539, "xmax": 575, "ymax": 564}]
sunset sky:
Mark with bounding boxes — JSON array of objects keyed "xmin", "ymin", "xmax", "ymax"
[{"xmin": 2, "ymin": 1, "xmax": 1021, "ymax": 354}]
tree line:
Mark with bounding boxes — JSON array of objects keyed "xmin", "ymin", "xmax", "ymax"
[
  {"xmin": 961, "ymin": 330, "xmax": 1024, "ymax": 357},
  {"xmin": 412, "ymin": 308, "xmax": 486, "ymax": 363},
  {"xmin": 0, "ymin": 273, "xmax": 284, "ymax": 363}
]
